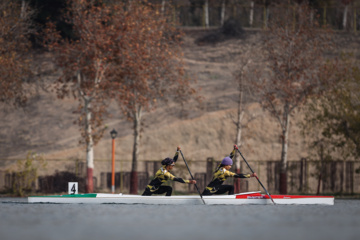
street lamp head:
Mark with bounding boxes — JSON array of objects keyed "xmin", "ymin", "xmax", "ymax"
[{"xmin": 110, "ymin": 129, "xmax": 118, "ymax": 139}]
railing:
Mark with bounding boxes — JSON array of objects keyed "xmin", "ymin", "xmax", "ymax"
[{"xmin": 1, "ymin": 158, "xmax": 360, "ymax": 195}]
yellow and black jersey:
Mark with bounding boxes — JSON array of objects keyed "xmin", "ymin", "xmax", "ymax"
[
  {"xmin": 146, "ymin": 166, "xmax": 190, "ymax": 192},
  {"xmin": 204, "ymin": 167, "xmax": 250, "ymax": 193},
  {"xmin": 204, "ymin": 148, "xmax": 250, "ymax": 194},
  {"xmin": 145, "ymin": 151, "xmax": 188, "ymax": 193},
  {"xmin": 229, "ymin": 148, "xmax": 236, "ymax": 160},
  {"xmin": 173, "ymin": 151, "xmax": 179, "ymax": 163}
]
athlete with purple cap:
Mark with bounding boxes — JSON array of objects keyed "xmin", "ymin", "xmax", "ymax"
[
  {"xmin": 142, "ymin": 147, "xmax": 196, "ymax": 196},
  {"xmin": 202, "ymin": 145, "xmax": 257, "ymax": 195}
]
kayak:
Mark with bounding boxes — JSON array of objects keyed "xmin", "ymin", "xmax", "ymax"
[{"xmin": 28, "ymin": 191, "xmax": 334, "ymax": 205}]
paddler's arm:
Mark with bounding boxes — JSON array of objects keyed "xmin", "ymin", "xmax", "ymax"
[
  {"xmin": 173, "ymin": 146, "xmax": 180, "ymax": 163},
  {"xmin": 167, "ymin": 172, "xmax": 196, "ymax": 184},
  {"xmin": 227, "ymin": 145, "xmax": 258, "ymax": 178},
  {"xmin": 234, "ymin": 173, "xmax": 257, "ymax": 178},
  {"xmin": 173, "ymin": 178, "xmax": 196, "ymax": 184},
  {"xmin": 225, "ymin": 169, "xmax": 257, "ymax": 178},
  {"xmin": 229, "ymin": 145, "xmax": 237, "ymax": 159}
]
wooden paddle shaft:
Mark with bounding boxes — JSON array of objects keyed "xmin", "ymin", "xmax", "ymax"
[
  {"xmin": 236, "ymin": 148, "xmax": 276, "ymax": 205},
  {"xmin": 179, "ymin": 150, "xmax": 206, "ymax": 205}
]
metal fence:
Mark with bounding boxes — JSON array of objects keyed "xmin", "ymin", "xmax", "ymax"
[{"xmin": 1, "ymin": 158, "xmax": 360, "ymax": 195}]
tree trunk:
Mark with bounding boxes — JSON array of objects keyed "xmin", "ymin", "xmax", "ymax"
[
  {"xmin": 279, "ymin": 109, "xmax": 290, "ymax": 194},
  {"xmin": 84, "ymin": 97, "xmax": 94, "ymax": 193},
  {"xmin": 343, "ymin": 5, "xmax": 348, "ymax": 30},
  {"xmin": 234, "ymin": 79, "xmax": 244, "ymax": 193},
  {"xmin": 130, "ymin": 105, "xmax": 142, "ymax": 194},
  {"xmin": 249, "ymin": 1, "xmax": 254, "ymax": 27},
  {"xmin": 220, "ymin": 0, "xmax": 226, "ymax": 26},
  {"xmin": 204, "ymin": 0, "xmax": 209, "ymax": 28},
  {"xmin": 317, "ymin": 144, "xmax": 324, "ymax": 195},
  {"xmin": 161, "ymin": 0, "xmax": 165, "ymax": 14},
  {"xmin": 264, "ymin": 5, "xmax": 270, "ymax": 29},
  {"xmin": 20, "ymin": 0, "xmax": 26, "ymax": 19}
]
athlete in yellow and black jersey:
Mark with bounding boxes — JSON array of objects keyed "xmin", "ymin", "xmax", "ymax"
[
  {"xmin": 202, "ymin": 145, "xmax": 257, "ymax": 195},
  {"xmin": 142, "ymin": 147, "xmax": 196, "ymax": 196}
]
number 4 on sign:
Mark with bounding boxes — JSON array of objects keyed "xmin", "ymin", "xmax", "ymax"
[{"xmin": 68, "ymin": 182, "xmax": 78, "ymax": 195}]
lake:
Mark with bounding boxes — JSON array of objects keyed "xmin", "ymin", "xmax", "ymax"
[{"xmin": 0, "ymin": 198, "xmax": 359, "ymax": 240}]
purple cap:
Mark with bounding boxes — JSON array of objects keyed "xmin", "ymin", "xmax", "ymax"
[{"xmin": 221, "ymin": 157, "xmax": 233, "ymax": 166}]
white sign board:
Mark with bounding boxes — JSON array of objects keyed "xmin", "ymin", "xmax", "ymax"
[{"xmin": 68, "ymin": 182, "xmax": 78, "ymax": 195}]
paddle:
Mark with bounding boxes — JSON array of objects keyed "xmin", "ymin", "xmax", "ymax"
[
  {"xmin": 236, "ymin": 147, "xmax": 276, "ymax": 205},
  {"xmin": 179, "ymin": 149, "xmax": 206, "ymax": 205}
]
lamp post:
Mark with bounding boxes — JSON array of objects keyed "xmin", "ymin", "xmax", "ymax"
[{"xmin": 110, "ymin": 129, "xmax": 118, "ymax": 194}]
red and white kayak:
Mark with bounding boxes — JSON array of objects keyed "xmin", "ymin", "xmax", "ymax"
[
  {"xmin": 28, "ymin": 191, "xmax": 334, "ymax": 205},
  {"xmin": 235, "ymin": 192, "xmax": 334, "ymax": 205}
]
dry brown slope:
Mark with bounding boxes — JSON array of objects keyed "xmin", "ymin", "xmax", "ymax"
[{"xmin": 0, "ymin": 30, "xmax": 359, "ymax": 163}]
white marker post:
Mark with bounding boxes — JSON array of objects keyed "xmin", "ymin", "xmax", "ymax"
[{"xmin": 68, "ymin": 182, "xmax": 78, "ymax": 195}]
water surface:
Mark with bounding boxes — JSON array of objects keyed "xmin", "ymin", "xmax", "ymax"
[{"xmin": 0, "ymin": 198, "xmax": 359, "ymax": 240}]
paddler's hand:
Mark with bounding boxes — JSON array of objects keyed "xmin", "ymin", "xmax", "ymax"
[
  {"xmin": 189, "ymin": 180, "xmax": 196, "ymax": 184},
  {"xmin": 250, "ymin": 173, "xmax": 257, "ymax": 178},
  {"xmin": 177, "ymin": 146, "xmax": 181, "ymax": 151},
  {"xmin": 234, "ymin": 144, "xmax": 238, "ymax": 150}
]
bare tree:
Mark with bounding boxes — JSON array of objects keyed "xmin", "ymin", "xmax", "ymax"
[
  {"xmin": 0, "ymin": 0, "xmax": 34, "ymax": 107},
  {"xmin": 253, "ymin": 2, "xmax": 335, "ymax": 194},
  {"xmin": 221, "ymin": 0, "xmax": 226, "ymax": 26},
  {"xmin": 232, "ymin": 45, "xmax": 261, "ymax": 192},
  {"xmin": 341, "ymin": 0, "xmax": 354, "ymax": 30},
  {"xmin": 249, "ymin": 1, "xmax": 255, "ymax": 27},
  {"xmin": 204, "ymin": 0, "xmax": 209, "ymax": 27},
  {"xmin": 302, "ymin": 55, "xmax": 360, "ymax": 161},
  {"xmin": 110, "ymin": 0, "xmax": 198, "ymax": 194},
  {"xmin": 44, "ymin": 0, "xmax": 125, "ymax": 193}
]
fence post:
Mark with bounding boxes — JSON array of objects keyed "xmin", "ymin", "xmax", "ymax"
[
  {"xmin": 206, "ymin": 157, "xmax": 214, "ymax": 184},
  {"xmin": 300, "ymin": 158, "xmax": 307, "ymax": 193}
]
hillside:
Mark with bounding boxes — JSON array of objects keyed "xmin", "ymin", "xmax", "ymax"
[{"xmin": 1, "ymin": 29, "xmax": 359, "ymax": 164}]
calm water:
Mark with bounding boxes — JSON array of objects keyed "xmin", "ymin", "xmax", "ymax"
[{"xmin": 0, "ymin": 198, "xmax": 359, "ymax": 240}]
